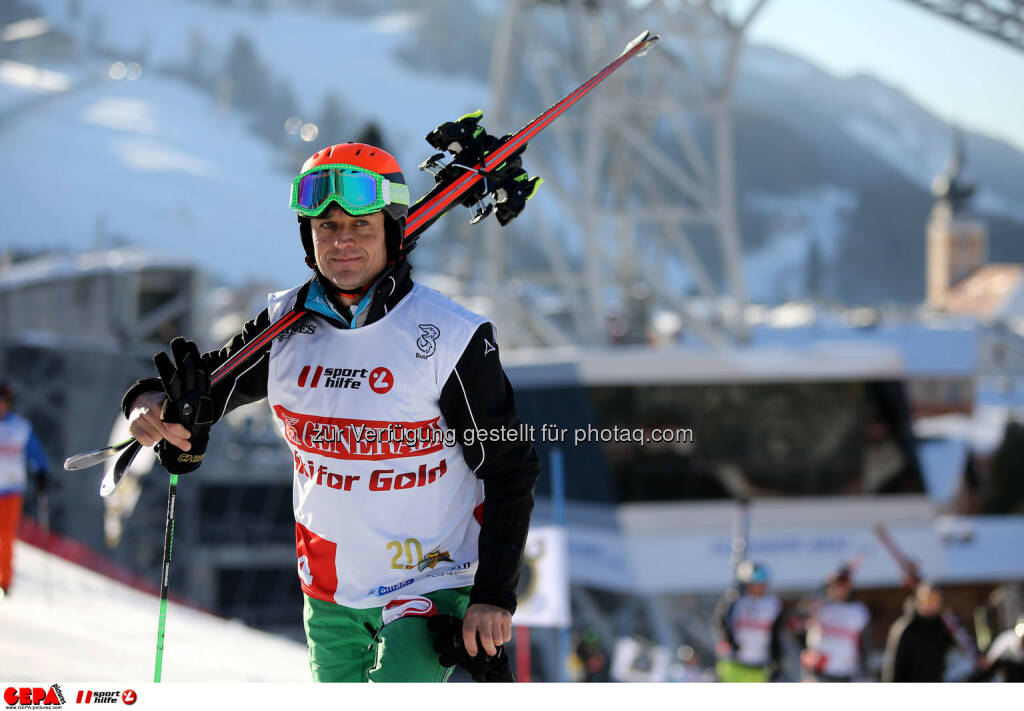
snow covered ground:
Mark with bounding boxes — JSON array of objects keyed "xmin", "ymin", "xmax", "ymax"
[{"xmin": 0, "ymin": 542, "xmax": 310, "ymax": 682}]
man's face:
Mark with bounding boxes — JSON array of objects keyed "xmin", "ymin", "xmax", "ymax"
[
  {"xmin": 747, "ymin": 583, "xmax": 767, "ymax": 597},
  {"xmin": 916, "ymin": 586, "xmax": 943, "ymax": 617},
  {"xmin": 311, "ymin": 206, "xmax": 387, "ymax": 293},
  {"xmin": 0, "ymin": 398, "xmax": 9, "ymax": 418},
  {"xmin": 827, "ymin": 580, "xmax": 852, "ymax": 601}
]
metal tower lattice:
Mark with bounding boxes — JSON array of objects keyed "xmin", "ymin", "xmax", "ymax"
[
  {"xmin": 901, "ymin": 0, "xmax": 1024, "ymax": 52},
  {"xmin": 479, "ymin": 0, "xmax": 767, "ymax": 348}
]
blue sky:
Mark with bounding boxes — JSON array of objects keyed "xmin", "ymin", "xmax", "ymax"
[{"xmin": 747, "ymin": 0, "xmax": 1024, "ymax": 152}]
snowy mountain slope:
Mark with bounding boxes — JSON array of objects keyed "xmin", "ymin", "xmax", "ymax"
[
  {"xmin": 31, "ymin": 0, "xmax": 484, "ymax": 169},
  {"xmin": 741, "ymin": 184, "xmax": 858, "ymax": 302},
  {"xmin": 740, "ymin": 45, "xmax": 1024, "ymax": 221},
  {"xmin": 736, "ymin": 45, "xmax": 1024, "ymax": 303},
  {"xmin": 0, "ymin": 542, "xmax": 310, "ymax": 682},
  {"xmin": 1, "ymin": 0, "xmax": 488, "ymax": 286},
  {"xmin": 0, "ymin": 70, "xmax": 306, "ymax": 286}
]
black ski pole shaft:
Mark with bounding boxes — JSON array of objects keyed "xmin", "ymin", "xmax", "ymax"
[{"xmin": 154, "ymin": 473, "xmax": 179, "ymax": 682}]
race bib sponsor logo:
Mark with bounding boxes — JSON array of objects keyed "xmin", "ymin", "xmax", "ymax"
[
  {"xmin": 368, "ymin": 366, "xmax": 394, "ymax": 394},
  {"xmin": 274, "ymin": 405, "xmax": 444, "ymax": 460},
  {"xmin": 424, "ymin": 561, "xmax": 473, "ymax": 579},
  {"xmin": 369, "ymin": 459, "xmax": 447, "ymax": 492},
  {"xmin": 416, "ymin": 547, "xmax": 455, "ymax": 571},
  {"xmin": 276, "ymin": 322, "xmax": 316, "ymax": 343},
  {"xmin": 292, "ymin": 454, "xmax": 450, "ymax": 494},
  {"xmin": 369, "ymin": 578, "xmax": 415, "ymax": 597},
  {"xmin": 415, "ymin": 324, "xmax": 440, "ymax": 359},
  {"xmin": 297, "ymin": 365, "xmax": 385, "ymax": 391}
]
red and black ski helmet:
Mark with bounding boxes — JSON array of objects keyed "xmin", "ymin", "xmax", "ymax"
[{"xmin": 294, "ymin": 143, "xmax": 409, "ymax": 269}]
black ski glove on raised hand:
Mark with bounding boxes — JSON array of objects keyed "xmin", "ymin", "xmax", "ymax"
[
  {"xmin": 153, "ymin": 337, "xmax": 214, "ymax": 474},
  {"xmin": 427, "ymin": 614, "xmax": 514, "ymax": 682}
]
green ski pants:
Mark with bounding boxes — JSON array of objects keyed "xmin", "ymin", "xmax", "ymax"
[{"xmin": 302, "ymin": 586, "xmax": 471, "ymax": 683}]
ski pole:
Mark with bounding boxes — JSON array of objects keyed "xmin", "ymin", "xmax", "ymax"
[{"xmin": 154, "ymin": 473, "xmax": 179, "ymax": 682}]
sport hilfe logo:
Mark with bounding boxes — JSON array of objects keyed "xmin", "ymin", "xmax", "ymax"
[
  {"xmin": 296, "ymin": 365, "xmax": 393, "ymax": 393},
  {"xmin": 4, "ymin": 685, "xmax": 65, "ymax": 707},
  {"xmin": 368, "ymin": 367, "xmax": 393, "ymax": 394},
  {"xmin": 74, "ymin": 689, "xmax": 136, "ymax": 705}
]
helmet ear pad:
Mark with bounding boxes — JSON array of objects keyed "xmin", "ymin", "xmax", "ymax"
[
  {"xmin": 384, "ymin": 214, "xmax": 405, "ymax": 264},
  {"xmin": 299, "ymin": 216, "xmax": 315, "ymax": 269}
]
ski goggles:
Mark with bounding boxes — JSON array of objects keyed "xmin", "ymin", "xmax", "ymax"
[{"xmin": 290, "ymin": 163, "xmax": 410, "ymax": 218}]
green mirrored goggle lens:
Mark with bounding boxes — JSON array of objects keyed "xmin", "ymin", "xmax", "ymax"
[
  {"xmin": 338, "ymin": 170, "xmax": 378, "ymax": 208},
  {"xmin": 292, "ymin": 166, "xmax": 386, "ymax": 216},
  {"xmin": 296, "ymin": 171, "xmax": 333, "ymax": 210}
]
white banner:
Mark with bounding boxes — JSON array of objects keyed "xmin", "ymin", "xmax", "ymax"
[
  {"xmin": 609, "ymin": 637, "xmax": 672, "ymax": 683},
  {"xmin": 512, "ymin": 526, "xmax": 571, "ymax": 628}
]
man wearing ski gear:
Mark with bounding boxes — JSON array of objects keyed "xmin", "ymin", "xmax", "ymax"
[
  {"xmin": 794, "ymin": 565, "xmax": 871, "ymax": 682},
  {"xmin": 123, "ymin": 143, "xmax": 540, "ymax": 682},
  {"xmin": 882, "ymin": 582, "xmax": 957, "ymax": 682},
  {"xmin": 970, "ymin": 615, "xmax": 1024, "ymax": 683},
  {"xmin": 0, "ymin": 383, "xmax": 49, "ymax": 599},
  {"xmin": 713, "ymin": 560, "xmax": 784, "ymax": 682}
]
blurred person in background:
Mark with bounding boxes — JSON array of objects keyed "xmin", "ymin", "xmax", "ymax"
[
  {"xmin": 120, "ymin": 143, "xmax": 540, "ymax": 682},
  {"xmin": 881, "ymin": 581, "xmax": 957, "ymax": 682},
  {"xmin": 970, "ymin": 615, "xmax": 1024, "ymax": 683},
  {"xmin": 712, "ymin": 560, "xmax": 784, "ymax": 682},
  {"xmin": 792, "ymin": 564, "xmax": 870, "ymax": 682},
  {"xmin": 0, "ymin": 382, "xmax": 49, "ymax": 599},
  {"xmin": 573, "ymin": 628, "xmax": 610, "ymax": 682}
]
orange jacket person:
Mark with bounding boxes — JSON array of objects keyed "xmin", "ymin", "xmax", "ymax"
[{"xmin": 0, "ymin": 383, "xmax": 49, "ymax": 598}]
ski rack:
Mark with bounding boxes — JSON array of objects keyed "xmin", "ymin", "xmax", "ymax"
[{"xmin": 66, "ymin": 30, "xmax": 660, "ymax": 497}]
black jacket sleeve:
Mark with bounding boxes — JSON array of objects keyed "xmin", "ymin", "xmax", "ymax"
[
  {"xmin": 438, "ymin": 323, "xmax": 541, "ymax": 615},
  {"xmin": 121, "ymin": 308, "xmax": 275, "ymax": 422},
  {"xmin": 858, "ymin": 623, "xmax": 871, "ymax": 679},
  {"xmin": 769, "ymin": 605, "xmax": 785, "ymax": 674}
]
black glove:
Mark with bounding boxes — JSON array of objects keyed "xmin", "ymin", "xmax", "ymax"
[
  {"xmin": 427, "ymin": 614, "xmax": 514, "ymax": 683},
  {"xmin": 153, "ymin": 337, "xmax": 214, "ymax": 474}
]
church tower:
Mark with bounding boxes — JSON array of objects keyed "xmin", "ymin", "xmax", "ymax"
[{"xmin": 926, "ymin": 131, "xmax": 987, "ymax": 308}]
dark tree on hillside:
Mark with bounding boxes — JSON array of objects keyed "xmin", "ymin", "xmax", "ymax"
[
  {"xmin": 355, "ymin": 122, "xmax": 385, "ymax": 151},
  {"xmin": 806, "ymin": 239, "xmax": 824, "ymax": 301},
  {"xmin": 223, "ymin": 34, "xmax": 269, "ymax": 111},
  {"xmin": 983, "ymin": 420, "xmax": 1024, "ymax": 514},
  {"xmin": 317, "ymin": 94, "xmax": 347, "ymax": 146},
  {"xmin": 185, "ymin": 28, "xmax": 209, "ymax": 88},
  {"xmin": 255, "ymin": 80, "xmax": 299, "ymax": 144},
  {"xmin": 86, "ymin": 14, "xmax": 105, "ymax": 53},
  {"xmin": 0, "ymin": 1, "xmax": 37, "ymax": 24}
]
